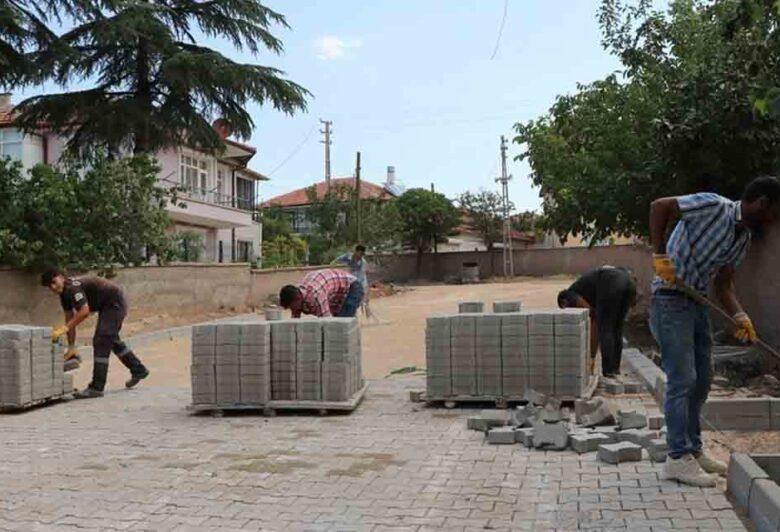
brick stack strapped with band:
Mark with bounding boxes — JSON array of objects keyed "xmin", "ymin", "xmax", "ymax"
[
  {"xmin": 0, "ymin": 325, "xmax": 74, "ymax": 410},
  {"xmin": 426, "ymin": 302, "xmax": 593, "ymax": 400},
  {"xmin": 190, "ymin": 317, "xmax": 363, "ymax": 408}
]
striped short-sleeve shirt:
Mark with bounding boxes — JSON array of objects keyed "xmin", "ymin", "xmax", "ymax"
[{"xmin": 653, "ymin": 192, "xmax": 751, "ymax": 293}]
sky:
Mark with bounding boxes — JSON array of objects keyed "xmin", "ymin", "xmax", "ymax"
[{"xmin": 10, "ymin": 0, "xmax": 627, "ymax": 212}]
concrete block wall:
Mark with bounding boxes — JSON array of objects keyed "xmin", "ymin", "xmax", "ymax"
[
  {"xmin": 191, "ymin": 317, "xmax": 362, "ymax": 407},
  {"xmin": 0, "ymin": 325, "xmax": 66, "ymax": 408},
  {"xmin": 425, "ymin": 308, "xmax": 590, "ymax": 399}
]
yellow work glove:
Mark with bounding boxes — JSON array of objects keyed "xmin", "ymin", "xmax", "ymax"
[
  {"xmin": 733, "ymin": 312, "xmax": 757, "ymax": 343},
  {"xmin": 64, "ymin": 346, "xmax": 79, "ymax": 361},
  {"xmin": 51, "ymin": 325, "xmax": 69, "ymax": 343},
  {"xmin": 653, "ymin": 254, "xmax": 676, "ymax": 284}
]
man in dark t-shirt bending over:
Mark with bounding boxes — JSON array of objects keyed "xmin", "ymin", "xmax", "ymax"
[
  {"xmin": 42, "ymin": 268, "xmax": 149, "ymax": 399},
  {"xmin": 557, "ymin": 266, "xmax": 637, "ymax": 377}
]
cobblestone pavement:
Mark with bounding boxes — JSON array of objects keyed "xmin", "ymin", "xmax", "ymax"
[{"xmin": 0, "ymin": 377, "xmax": 746, "ymax": 531}]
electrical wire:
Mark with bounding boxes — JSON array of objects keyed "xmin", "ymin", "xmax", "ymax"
[
  {"xmin": 266, "ymin": 124, "xmax": 317, "ymax": 176},
  {"xmin": 490, "ymin": 0, "xmax": 510, "ymax": 60}
]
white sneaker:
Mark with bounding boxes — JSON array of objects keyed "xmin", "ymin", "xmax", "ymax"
[
  {"xmin": 697, "ymin": 453, "xmax": 727, "ymax": 476},
  {"xmin": 662, "ymin": 454, "xmax": 717, "ymax": 487}
]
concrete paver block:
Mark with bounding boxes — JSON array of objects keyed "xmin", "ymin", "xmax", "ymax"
[
  {"xmin": 538, "ymin": 406, "xmax": 562, "ymax": 424},
  {"xmin": 748, "ymin": 479, "xmax": 780, "ymax": 532},
  {"xmin": 493, "ymin": 301, "xmax": 522, "ymax": 313},
  {"xmin": 523, "ymin": 388, "xmax": 547, "ymax": 406},
  {"xmin": 532, "ymin": 420, "xmax": 569, "ymax": 450},
  {"xmin": 486, "ymin": 426, "xmax": 517, "ymax": 445},
  {"xmin": 604, "ymin": 379, "xmax": 625, "ymax": 395},
  {"xmin": 570, "ymin": 432, "xmax": 611, "ymax": 454},
  {"xmin": 510, "ymin": 404, "xmax": 537, "ymax": 428},
  {"xmin": 728, "ymin": 454, "xmax": 771, "ymax": 510},
  {"xmin": 592, "ymin": 425, "xmax": 620, "ymax": 443},
  {"xmin": 623, "ymin": 381, "xmax": 643, "ymax": 394},
  {"xmin": 598, "ymin": 442, "xmax": 643, "ymax": 464},
  {"xmin": 467, "ymin": 410, "xmax": 508, "ymax": 431},
  {"xmin": 646, "ymin": 438, "xmax": 668, "ymax": 463},
  {"xmin": 458, "ymin": 302, "xmax": 484, "ymax": 313},
  {"xmin": 582, "ymin": 402, "xmax": 616, "ymax": 428},
  {"xmin": 575, "ymin": 398, "xmax": 604, "ymax": 424},
  {"xmin": 616, "ymin": 428, "xmax": 659, "ymax": 448},
  {"xmin": 515, "ymin": 427, "xmax": 534, "ymax": 447},
  {"xmin": 617, "ymin": 410, "xmax": 647, "ymax": 430},
  {"xmin": 648, "ymin": 415, "xmax": 665, "ymax": 430}
]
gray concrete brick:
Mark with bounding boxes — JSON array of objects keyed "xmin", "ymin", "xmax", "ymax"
[
  {"xmin": 581, "ymin": 402, "xmax": 616, "ymax": 428},
  {"xmin": 770, "ymin": 399, "xmax": 780, "ymax": 431},
  {"xmin": 616, "ymin": 429, "xmax": 659, "ymax": 448},
  {"xmin": 515, "ymin": 427, "xmax": 534, "ymax": 447},
  {"xmin": 646, "ymin": 438, "xmax": 667, "ymax": 463},
  {"xmin": 748, "ymin": 479, "xmax": 780, "ymax": 532},
  {"xmin": 458, "ymin": 302, "xmax": 484, "ymax": 313},
  {"xmin": 523, "ymin": 388, "xmax": 547, "ymax": 406},
  {"xmin": 531, "ymin": 420, "xmax": 569, "ymax": 450},
  {"xmin": 510, "ymin": 404, "xmax": 537, "ymax": 428},
  {"xmin": 728, "ymin": 453, "xmax": 770, "ymax": 510},
  {"xmin": 570, "ymin": 433, "xmax": 611, "ymax": 454},
  {"xmin": 617, "ymin": 410, "xmax": 647, "ymax": 430},
  {"xmin": 492, "ymin": 301, "xmax": 522, "ymax": 313},
  {"xmin": 647, "ymin": 415, "xmax": 665, "ymax": 430},
  {"xmin": 598, "ymin": 442, "xmax": 643, "ymax": 464},
  {"xmin": 486, "ymin": 426, "xmax": 516, "ymax": 445},
  {"xmin": 702, "ymin": 398, "xmax": 772, "ymax": 431}
]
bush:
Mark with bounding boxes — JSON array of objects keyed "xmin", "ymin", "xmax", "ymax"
[{"xmin": 262, "ymin": 234, "xmax": 307, "ymax": 268}]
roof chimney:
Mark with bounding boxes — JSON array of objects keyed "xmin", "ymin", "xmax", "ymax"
[
  {"xmin": 0, "ymin": 93, "xmax": 11, "ymax": 112},
  {"xmin": 386, "ymin": 165, "xmax": 396, "ymax": 185}
]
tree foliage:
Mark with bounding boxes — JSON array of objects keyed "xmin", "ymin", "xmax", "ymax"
[
  {"xmin": 0, "ymin": 155, "xmax": 176, "ymax": 272},
  {"xmin": 6, "ymin": 0, "xmax": 309, "ymax": 156},
  {"xmin": 261, "ymin": 234, "xmax": 306, "ymax": 268},
  {"xmin": 458, "ymin": 190, "xmax": 513, "ymax": 250},
  {"xmin": 396, "ymin": 188, "xmax": 460, "ymax": 256},
  {"xmin": 514, "ymin": 0, "xmax": 780, "ymax": 241}
]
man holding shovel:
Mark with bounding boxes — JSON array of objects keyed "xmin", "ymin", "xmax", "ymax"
[{"xmin": 649, "ymin": 176, "xmax": 780, "ymax": 486}]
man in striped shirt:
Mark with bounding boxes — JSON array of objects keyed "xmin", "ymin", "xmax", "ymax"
[
  {"xmin": 279, "ymin": 268, "xmax": 364, "ymax": 318},
  {"xmin": 649, "ymin": 176, "xmax": 780, "ymax": 487}
]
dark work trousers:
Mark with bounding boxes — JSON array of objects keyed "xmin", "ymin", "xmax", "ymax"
[
  {"xmin": 336, "ymin": 281, "xmax": 365, "ymax": 318},
  {"xmin": 594, "ymin": 268, "xmax": 637, "ymax": 376},
  {"xmin": 90, "ymin": 295, "xmax": 147, "ymax": 391}
]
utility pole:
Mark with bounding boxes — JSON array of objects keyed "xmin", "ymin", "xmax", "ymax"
[
  {"xmin": 320, "ymin": 119, "xmax": 332, "ymax": 190},
  {"xmin": 430, "ymin": 183, "xmax": 435, "ymax": 193},
  {"xmin": 355, "ymin": 151, "xmax": 362, "ymax": 243},
  {"xmin": 495, "ymin": 135, "xmax": 514, "ymax": 278}
]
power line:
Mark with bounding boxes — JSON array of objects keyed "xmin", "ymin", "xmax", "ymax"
[
  {"xmin": 490, "ymin": 0, "xmax": 510, "ymax": 60},
  {"xmin": 266, "ymin": 124, "xmax": 317, "ymax": 176}
]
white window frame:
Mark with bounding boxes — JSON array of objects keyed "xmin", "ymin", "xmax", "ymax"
[
  {"xmin": 0, "ymin": 128, "xmax": 24, "ymax": 161},
  {"xmin": 179, "ymin": 151, "xmax": 211, "ymax": 201}
]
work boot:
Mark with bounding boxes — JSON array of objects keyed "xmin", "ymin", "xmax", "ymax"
[
  {"xmin": 73, "ymin": 386, "xmax": 104, "ymax": 399},
  {"xmin": 662, "ymin": 454, "xmax": 717, "ymax": 487},
  {"xmin": 126, "ymin": 368, "xmax": 150, "ymax": 389},
  {"xmin": 696, "ymin": 452, "xmax": 728, "ymax": 476},
  {"xmin": 64, "ymin": 354, "xmax": 82, "ymax": 372}
]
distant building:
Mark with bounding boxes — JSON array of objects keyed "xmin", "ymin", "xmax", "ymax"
[
  {"xmin": 439, "ymin": 213, "xmax": 536, "ymax": 252},
  {"xmin": 263, "ymin": 167, "xmax": 400, "ymax": 235},
  {"xmin": 0, "ymin": 93, "xmax": 264, "ymax": 263}
]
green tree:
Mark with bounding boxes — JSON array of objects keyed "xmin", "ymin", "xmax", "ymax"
[
  {"xmin": 11, "ymin": 0, "xmax": 309, "ymax": 156},
  {"xmin": 458, "ymin": 190, "xmax": 512, "ymax": 250},
  {"xmin": 396, "ymin": 188, "xmax": 460, "ymax": 272},
  {"xmin": 262, "ymin": 234, "xmax": 306, "ymax": 268},
  {"xmin": 0, "ymin": 1, "xmax": 56, "ymax": 87},
  {"xmin": 0, "ymin": 155, "xmax": 176, "ymax": 273},
  {"xmin": 259, "ymin": 204, "xmax": 293, "ymax": 241},
  {"xmin": 515, "ymin": 0, "xmax": 780, "ymax": 241}
]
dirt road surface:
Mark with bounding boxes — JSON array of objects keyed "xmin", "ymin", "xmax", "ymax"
[{"xmin": 74, "ymin": 277, "xmax": 573, "ymax": 390}]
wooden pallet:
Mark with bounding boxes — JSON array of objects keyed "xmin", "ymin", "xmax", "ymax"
[
  {"xmin": 0, "ymin": 393, "xmax": 73, "ymax": 414},
  {"xmin": 187, "ymin": 383, "xmax": 368, "ymax": 417}
]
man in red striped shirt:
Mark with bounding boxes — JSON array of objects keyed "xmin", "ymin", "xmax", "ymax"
[{"xmin": 279, "ymin": 268, "xmax": 364, "ymax": 318}]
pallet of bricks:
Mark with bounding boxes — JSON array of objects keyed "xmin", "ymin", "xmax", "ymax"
[
  {"xmin": 426, "ymin": 304, "xmax": 592, "ymax": 403},
  {"xmin": 0, "ymin": 325, "xmax": 74, "ymax": 411},
  {"xmin": 189, "ymin": 317, "xmax": 365, "ymax": 413}
]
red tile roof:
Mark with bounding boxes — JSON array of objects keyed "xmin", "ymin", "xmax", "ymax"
[{"xmin": 263, "ymin": 177, "xmax": 396, "ymax": 208}]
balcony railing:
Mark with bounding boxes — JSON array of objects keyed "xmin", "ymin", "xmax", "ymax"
[{"xmin": 160, "ymin": 178, "xmax": 258, "ymax": 215}]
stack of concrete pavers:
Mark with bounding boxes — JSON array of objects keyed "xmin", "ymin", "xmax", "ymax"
[
  {"xmin": 458, "ymin": 302, "xmax": 484, "ymax": 313},
  {"xmin": 0, "ymin": 325, "xmax": 66, "ymax": 408},
  {"xmin": 450, "ymin": 314, "xmax": 478, "ymax": 395},
  {"xmin": 295, "ymin": 320, "xmax": 322, "ymax": 401},
  {"xmin": 322, "ymin": 318, "xmax": 363, "ymax": 401},
  {"xmin": 191, "ymin": 317, "xmax": 363, "ymax": 407},
  {"xmin": 476, "ymin": 314, "xmax": 501, "ymax": 396},
  {"xmin": 528, "ymin": 311, "xmax": 556, "ymax": 395},
  {"xmin": 493, "ymin": 300, "xmax": 522, "ymax": 313},
  {"xmin": 270, "ymin": 321, "xmax": 297, "ymax": 400},
  {"xmin": 425, "ymin": 316, "xmax": 452, "ymax": 397},
  {"xmin": 554, "ymin": 309, "xmax": 589, "ymax": 397},
  {"xmin": 500, "ymin": 312, "xmax": 528, "ymax": 397}
]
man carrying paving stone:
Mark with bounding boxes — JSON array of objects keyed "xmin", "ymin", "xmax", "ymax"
[
  {"xmin": 557, "ymin": 266, "xmax": 636, "ymax": 377},
  {"xmin": 41, "ymin": 268, "xmax": 149, "ymax": 399},
  {"xmin": 279, "ymin": 268, "xmax": 364, "ymax": 318},
  {"xmin": 332, "ymin": 244, "xmax": 371, "ymax": 317},
  {"xmin": 648, "ymin": 176, "xmax": 780, "ymax": 486}
]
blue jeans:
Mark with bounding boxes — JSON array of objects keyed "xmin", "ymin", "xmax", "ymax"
[
  {"xmin": 337, "ymin": 281, "xmax": 364, "ymax": 318},
  {"xmin": 649, "ymin": 291, "xmax": 712, "ymax": 459}
]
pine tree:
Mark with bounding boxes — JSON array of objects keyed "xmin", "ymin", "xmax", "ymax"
[
  {"xmin": 0, "ymin": 0, "xmax": 57, "ymax": 87},
  {"xmin": 12, "ymin": 0, "xmax": 309, "ymax": 156}
]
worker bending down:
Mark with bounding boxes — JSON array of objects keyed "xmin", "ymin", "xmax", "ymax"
[
  {"xmin": 557, "ymin": 266, "xmax": 636, "ymax": 377},
  {"xmin": 42, "ymin": 268, "xmax": 149, "ymax": 399},
  {"xmin": 279, "ymin": 268, "xmax": 364, "ymax": 318},
  {"xmin": 649, "ymin": 176, "xmax": 780, "ymax": 486}
]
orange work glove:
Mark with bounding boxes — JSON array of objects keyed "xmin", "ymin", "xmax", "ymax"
[
  {"xmin": 733, "ymin": 312, "xmax": 757, "ymax": 343},
  {"xmin": 652, "ymin": 254, "xmax": 676, "ymax": 284}
]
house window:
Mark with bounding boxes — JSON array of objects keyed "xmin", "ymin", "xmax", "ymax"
[
  {"xmin": 236, "ymin": 240, "xmax": 252, "ymax": 262},
  {"xmin": 216, "ymin": 169, "xmax": 225, "ymax": 205},
  {"xmin": 0, "ymin": 129, "xmax": 23, "ymax": 161},
  {"xmin": 236, "ymin": 177, "xmax": 254, "ymax": 210},
  {"xmin": 180, "ymin": 153, "xmax": 209, "ymax": 198}
]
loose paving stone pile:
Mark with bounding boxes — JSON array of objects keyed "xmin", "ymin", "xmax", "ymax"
[
  {"xmin": 474, "ymin": 393, "xmax": 669, "ymax": 464},
  {"xmin": 425, "ymin": 308, "xmax": 591, "ymax": 400},
  {"xmin": 191, "ymin": 318, "xmax": 363, "ymax": 407},
  {"xmin": 0, "ymin": 325, "xmax": 67, "ymax": 409}
]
